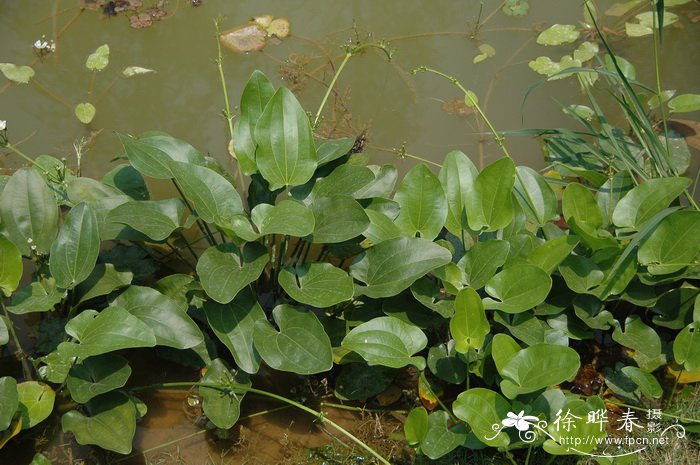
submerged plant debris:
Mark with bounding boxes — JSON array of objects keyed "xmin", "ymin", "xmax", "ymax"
[{"xmin": 219, "ymin": 15, "xmax": 291, "ymax": 53}]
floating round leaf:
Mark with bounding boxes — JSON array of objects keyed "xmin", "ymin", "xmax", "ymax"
[
  {"xmin": 74, "ymin": 103, "xmax": 96, "ymax": 124},
  {"xmin": 536, "ymin": 24, "xmax": 580, "ymax": 46},
  {"xmin": 0, "ymin": 63, "xmax": 35, "ymax": 84}
]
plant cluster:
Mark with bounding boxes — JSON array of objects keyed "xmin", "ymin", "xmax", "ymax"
[{"xmin": 1, "ymin": 4, "xmax": 699, "ymax": 465}]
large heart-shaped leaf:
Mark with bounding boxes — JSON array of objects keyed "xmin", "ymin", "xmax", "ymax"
[
  {"xmin": 168, "ymin": 160, "xmax": 243, "ymax": 227},
  {"xmin": 421, "ymin": 410, "xmax": 469, "ymax": 460},
  {"xmin": 311, "ymin": 164, "xmax": 375, "ymax": 199},
  {"xmin": 251, "ymin": 200, "xmax": 315, "ymax": 237},
  {"xmin": 439, "ymin": 151, "xmax": 478, "ymax": 235},
  {"xmin": 254, "ymin": 87, "xmax": 317, "ymax": 190},
  {"xmin": 612, "ymin": 315, "xmax": 661, "ymax": 360},
  {"xmin": 316, "ymin": 137, "xmax": 355, "ymax": 166},
  {"xmin": 514, "ymin": 166, "xmax": 558, "ymax": 226},
  {"xmin": 404, "ymin": 407, "xmax": 429, "ymax": 446},
  {"xmin": 350, "ymin": 237, "xmax": 452, "ymax": 298},
  {"xmin": 101, "ymin": 164, "xmax": 150, "ymax": 200},
  {"xmin": 7, "ymin": 279, "xmax": 63, "ymax": 315},
  {"xmin": 558, "ymin": 255, "xmax": 604, "ymax": 294},
  {"xmin": 341, "ymin": 316, "xmax": 427, "ymax": 369},
  {"xmin": 499, "ymin": 344, "xmax": 580, "ymax": 398},
  {"xmin": 527, "ymin": 235, "xmax": 579, "ymax": 274},
  {"xmin": 394, "ymin": 164, "xmax": 447, "ymax": 240},
  {"xmin": 466, "ymin": 157, "xmax": 516, "ymax": 232},
  {"xmin": 279, "ymin": 263, "xmax": 354, "ymax": 307},
  {"xmin": 232, "ymin": 70, "xmax": 276, "ymax": 173},
  {"xmin": 0, "ymin": 376, "xmax": 18, "ymax": 431},
  {"xmin": 67, "ymin": 354, "xmax": 131, "ymax": 403},
  {"xmin": 112, "ymin": 285, "xmax": 203, "ymax": 349},
  {"xmin": 200, "ymin": 359, "xmax": 250, "ymax": 429},
  {"xmin": 0, "ymin": 235, "xmax": 22, "ymax": 297},
  {"xmin": 308, "ymin": 196, "xmax": 369, "ymax": 243},
  {"xmin": 453, "ymin": 388, "xmax": 511, "ymax": 448},
  {"xmin": 427, "ymin": 343, "xmax": 467, "ymax": 384},
  {"xmin": 673, "ymin": 322, "xmax": 700, "ymax": 372},
  {"xmin": 253, "ymin": 305, "xmax": 333, "ymax": 374},
  {"xmin": 197, "ymin": 242, "xmax": 268, "ymax": 304},
  {"xmin": 334, "ymin": 363, "xmax": 396, "ymax": 401},
  {"xmin": 203, "ymin": 288, "xmax": 265, "ymax": 374},
  {"xmin": 0, "ymin": 168, "xmax": 58, "ymax": 255},
  {"xmin": 117, "ymin": 132, "xmax": 206, "ymax": 180},
  {"xmin": 49, "ymin": 203, "xmax": 99, "ymax": 289},
  {"xmin": 61, "ymin": 392, "xmax": 136, "ymax": 454},
  {"xmin": 612, "ymin": 177, "xmax": 691, "ymax": 229},
  {"xmin": 58, "ymin": 306, "xmax": 156, "ymax": 358},
  {"xmin": 462, "ymin": 239, "xmax": 510, "ymax": 289},
  {"xmin": 638, "ymin": 211, "xmax": 700, "ymax": 275},
  {"xmin": 17, "ymin": 381, "xmax": 55, "ymax": 429},
  {"xmin": 483, "ymin": 264, "xmax": 552, "ymax": 313},
  {"xmin": 108, "ymin": 199, "xmax": 186, "ymax": 241},
  {"xmin": 451, "ymin": 288, "xmax": 490, "ymax": 353}
]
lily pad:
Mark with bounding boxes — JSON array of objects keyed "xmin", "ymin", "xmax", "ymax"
[
  {"xmin": 75, "ymin": 103, "xmax": 96, "ymax": 124},
  {"xmin": 536, "ymin": 24, "xmax": 580, "ymax": 46},
  {"xmin": 268, "ymin": 18, "xmax": 290, "ymax": 38},
  {"xmin": 473, "ymin": 44, "xmax": 496, "ymax": 64},
  {"xmin": 0, "ymin": 63, "xmax": 35, "ymax": 84},
  {"xmin": 85, "ymin": 44, "xmax": 109, "ymax": 71},
  {"xmin": 220, "ymin": 24, "xmax": 268, "ymax": 53}
]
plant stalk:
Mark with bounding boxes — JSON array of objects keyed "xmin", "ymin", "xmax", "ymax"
[{"xmin": 1, "ymin": 301, "xmax": 34, "ymax": 380}]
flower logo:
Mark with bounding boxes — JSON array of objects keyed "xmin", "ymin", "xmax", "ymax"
[{"xmin": 502, "ymin": 410, "xmax": 540, "ymax": 432}]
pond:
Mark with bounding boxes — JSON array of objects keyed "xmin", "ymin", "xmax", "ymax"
[{"xmin": 1, "ymin": 1, "xmax": 700, "ymax": 465}]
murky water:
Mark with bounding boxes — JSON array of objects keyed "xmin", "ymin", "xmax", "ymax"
[{"xmin": 1, "ymin": 1, "xmax": 700, "ymax": 464}]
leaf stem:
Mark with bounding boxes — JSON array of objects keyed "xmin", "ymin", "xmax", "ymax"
[
  {"xmin": 130, "ymin": 381, "xmax": 392, "ymax": 465},
  {"xmin": 1, "ymin": 301, "xmax": 34, "ymax": 380},
  {"xmin": 604, "ymin": 399, "xmax": 700, "ymax": 423}
]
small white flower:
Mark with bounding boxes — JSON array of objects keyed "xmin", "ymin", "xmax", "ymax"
[
  {"xmin": 0, "ymin": 120, "xmax": 6, "ymax": 131},
  {"xmin": 34, "ymin": 39, "xmax": 44, "ymax": 49},
  {"xmin": 27, "ymin": 237, "xmax": 34, "ymax": 244},
  {"xmin": 502, "ymin": 411, "xmax": 540, "ymax": 432}
]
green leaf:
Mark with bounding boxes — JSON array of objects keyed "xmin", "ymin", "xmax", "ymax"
[
  {"xmin": 612, "ymin": 315, "xmax": 662, "ymax": 359},
  {"xmin": 421, "ymin": 410, "xmax": 469, "ymax": 460},
  {"xmin": 7, "ymin": 279, "xmax": 63, "ymax": 314},
  {"xmin": 108, "ymin": 199, "xmax": 185, "ymax": 241},
  {"xmin": 334, "ymin": 363, "xmax": 396, "ymax": 401},
  {"xmin": 668, "ymin": 93, "xmax": 700, "ymax": 113},
  {"xmin": 0, "ymin": 168, "xmax": 58, "ymax": 255},
  {"xmin": 58, "ymin": 306, "xmax": 156, "ymax": 358},
  {"xmin": 197, "ymin": 242, "xmax": 268, "ymax": 304},
  {"xmin": 102, "ymin": 164, "xmax": 149, "ymax": 200},
  {"xmin": 203, "ymin": 288, "xmax": 266, "ymax": 374},
  {"xmin": 308, "ymin": 196, "xmax": 369, "ymax": 243},
  {"xmin": 394, "ymin": 164, "xmax": 447, "ymax": 240},
  {"xmin": 528, "ymin": 235, "xmax": 580, "ymax": 274},
  {"xmin": 439, "ymin": 151, "xmax": 478, "ymax": 235},
  {"xmin": 612, "ymin": 177, "xmax": 691, "ymax": 229},
  {"xmin": 364, "ymin": 209, "xmax": 402, "ymax": 244},
  {"xmin": 253, "ymin": 305, "xmax": 333, "ymax": 374},
  {"xmin": 67, "ymin": 354, "xmax": 131, "ymax": 403},
  {"xmin": 674, "ymin": 322, "xmax": 700, "ymax": 372},
  {"xmin": 536, "ymin": 24, "xmax": 580, "ymax": 45},
  {"xmin": 0, "ymin": 63, "xmax": 35, "ymax": 84},
  {"xmin": 169, "ymin": 160, "xmax": 243, "ymax": 227},
  {"xmin": 254, "ymin": 87, "xmax": 317, "ymax": 190},
  {"xmin": 0, "ymin": 317, "xmax": 7, "ymax": 346},
  {"xmin": 563, "ymin": 183, "xmax": 603, "ymax": 228},
  {"xmin": 251, "ymin": 200, "xmax": 314, "ymax": 237},
  {"xmin": 499, "ymin": 344, "xmax": 580, "ymax": 398},
  {"xmin": 597, "ymin": 172, "xmax": 634, "ymax": 226},
  {"xmin": 232, "ymin": 70, "xmax": 276, "ymax": 173},
  {"xmin": 341, "ymin": 316, "xmax": 427, "ymax": 369},
  {"xmin": 311, "ymin": 164, "xmax": 375, "ymax": 199},
  {"xmin": 483, "ymin": 264, "xmax": 552, "ymax": 313},
  {"xmin": 0, "ymin": 235, "xmax": 22, "ymax": 297},
  {"xmin": 112, "ymin": 285, "xmax": 203, "ymax": 349},
  {"xmin": 514, "ymin": 166, "xmax": 557, "ymax": 226},
  {"xmin": 350, "ymin": 237, "xmax": 452, "ymax": 298},
  {"xmin": 30, "ymin": 453, "xmax": 51, "ymax": 465},
  {"xmin": 17, "ymin": 381, "xmax": 55, "ymax": 429},
  {"xmin": 316, "ymin": 137, "xmax": 355, "ymax": 166},
  {"xmin": 528, "ymin": 56, "xmax": 561, "ymax": 76},
  {"xmin": 61, "ymin": 392, "xmax": 136, "ymax": 454},
  {"xmin": 355, "ymin": 165, "xmax": 398, "ymax": 198},
  {"xmin": 121, "ymin": 66, "xmax": 155, "ymax": 77},
  {"xmin": 502, "ymin": 0, "xmax": 529, "ymax": 16},
  {"xmin": 625, "ymin": 11, "xmax": 679, "ymax": 37},
  {"xmin": 427, "ymin": 343, "xmax": 467, "ymax": 384},
  {"xmin": 85, "ymin": 44, "xmax": 109, "ymax": 70},
  {"xmin": 638, "ymin": 211, "xmax": 700, "ymax": 275},
  {"xmin": 74, "ymin": 103, "xmax": 96, "ymax": 124},
  {"xmin": 404, "ymin": 407, "xmax": 428, "ymax": 446},
  {"xmin": 466, "ymin": 158, "xmax": 516, "ymax": 232},
  {"xmin": 473, "ymin": 43, "xmax": 496, "ymax": 64},
  {"xmin": 75, "ymin": 263, "xmax": 133, "ymax": 305},
  {"xmin": 49, "ymin": 203, "xmax": 99, "ymax": 289},
  {"xmin": 279, "ymin": 263, "xmax": 354, "ymax": 307},
  {"xmin": 621, "ymin": 366, "xmax": 662, "ymax": 398},
  {"xmin": 0, "ymin": 376, "xmax": 18, "ymax": 431},
  {"xmin": 117, "ymin": 132, "xmax": 206, "ymax": 180},
  {"xmin": 573, "ymin": 41, "xmax": 599, "ymax": 62},
  {"xmin": 558, "ymin": 255, "xmax": 604, "ymax": 294},
  {"xmin": 451, "ymin": 288, "xmax": 489, "ymax": 353},
  {"xmin": 200, "ymin": 359, "xmax": 249, "ymax": 429},
  {"xmin": 462, "ymin": 239, "xmax": 510, "ymax": 289},
  {"xmin": 453, "ymin": 388, "xmax": 511, "ymax": 448}
]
